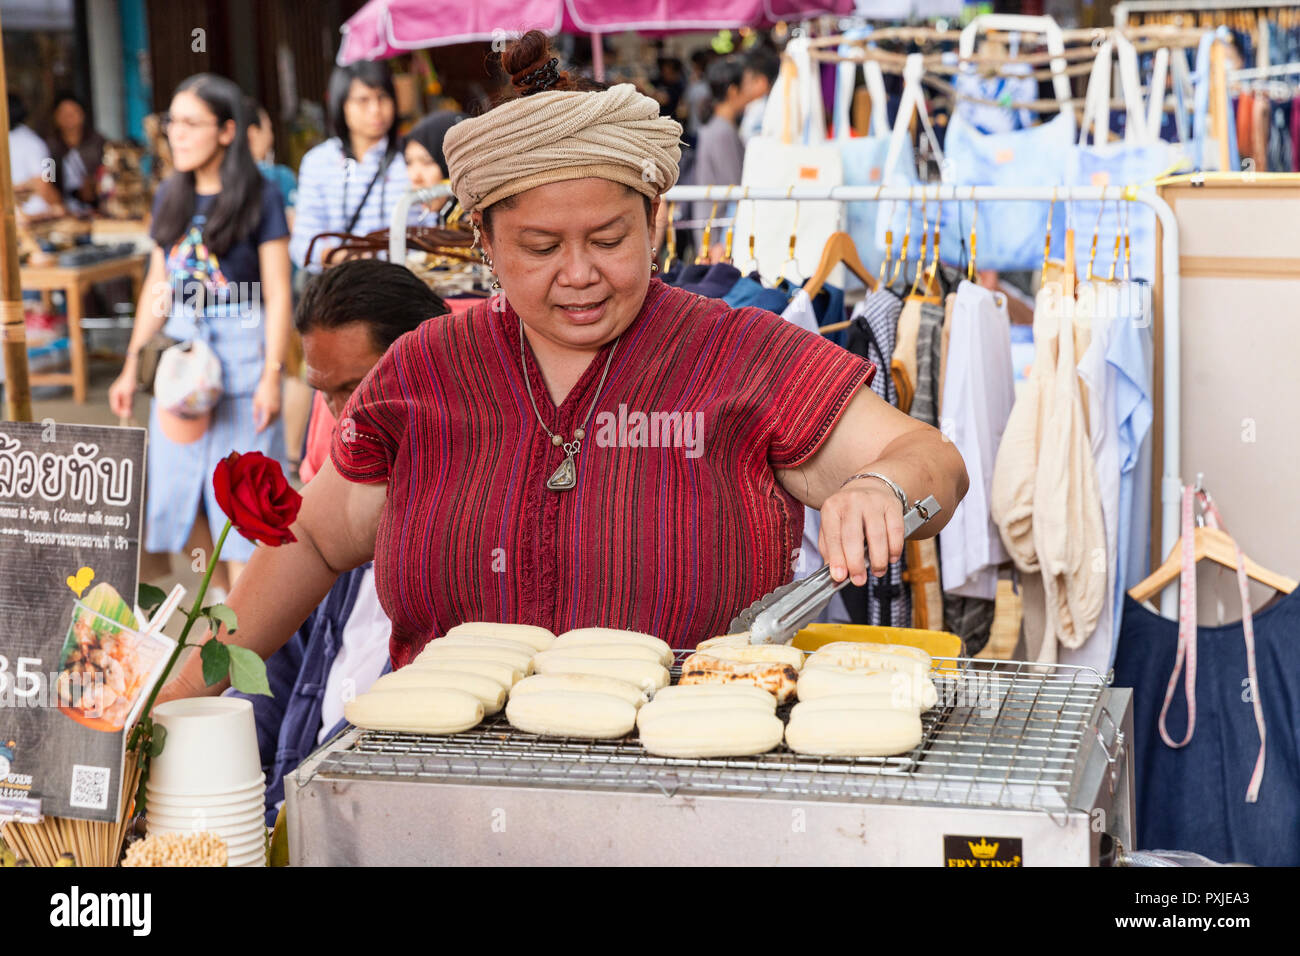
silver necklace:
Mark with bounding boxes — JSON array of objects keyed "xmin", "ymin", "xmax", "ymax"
[{"xmin": 519, "ymin": 317, "xmax": 619, "ymax": 491}]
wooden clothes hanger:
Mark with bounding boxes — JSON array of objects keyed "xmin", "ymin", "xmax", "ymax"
[
  {"xmin": 1130, "ymin": 526, "xmax": 1297, "ymax": 604},
  {"xmin": 1129, "ymin": 487, "xmax": 1298, "ymax": 604},
  {"xmin": 806, "ymin": 231, "xmax": 876, "ymax": 302}
]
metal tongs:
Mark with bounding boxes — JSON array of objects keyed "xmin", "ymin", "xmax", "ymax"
[{"xmin": 730, "ymin": 495, "xmax": 942, "ymax": 645}]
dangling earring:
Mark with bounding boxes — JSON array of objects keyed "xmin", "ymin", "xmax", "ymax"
[
  {"xmin": 650, "ymin": 256, "xmax": 659, "ymax": 274},
  {"xmin": 479, "ymin": 245, "xmax": 500, "ymax": 292}
]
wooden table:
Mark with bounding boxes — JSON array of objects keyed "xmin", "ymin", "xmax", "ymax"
[{"xmin": 19, "ymin": 254, "xmax": 148, "ymax": 403}]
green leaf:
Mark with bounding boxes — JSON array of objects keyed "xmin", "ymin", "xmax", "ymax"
[
  {"xmin": 200, "ymin": 640, "xmax": 230, "ymax": 687},
  {"xmin": 204, "ymin": 603, "xmax": 238, "ymax": 634},
  {"xmin": 228, "ymin": 645, "xmax": 271, "ymax": 697},
  {"xmin": 137, "ymin": 583, "xmax": 168, "ymax": 616},
  {"xmin": 148, "ymin": 723, "xmax": 167, "ymax": 758}
]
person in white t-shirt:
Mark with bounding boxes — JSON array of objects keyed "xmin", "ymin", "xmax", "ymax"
[
  {"xmin": 8, "ymin": 94, "xmax": 62, "ymax": 218},
  {"xmin": 738, "ymin": 44, "xmax": 780, "ymax": 145}
]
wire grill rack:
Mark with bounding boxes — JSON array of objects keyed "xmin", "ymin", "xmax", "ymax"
[{"xmin": 310, "ymin": 656, "xmax": 1107, "ymax": 813}]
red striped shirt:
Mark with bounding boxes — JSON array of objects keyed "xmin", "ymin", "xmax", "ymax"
[{"xmin": 332, "ymin": 279, "xmax": 873, "ymax": 664}]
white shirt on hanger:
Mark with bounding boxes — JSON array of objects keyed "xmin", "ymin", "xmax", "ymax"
[
  {"xmin": 782, "ymin": 289, "xmax": 850, "ymax": 624},
  {"xmin": 939, "ymin": 281, "xmax": 1016, "ymax": 600},
  {"xmin": 1064, "ymin": 282, "xmax": 1121, "ymax": 675},
  {"xmin": 318, "ymin": 567, "xmax": 392, "ymax": 744}
]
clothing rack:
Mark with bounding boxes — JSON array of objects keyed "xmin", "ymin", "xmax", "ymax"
[
  {"xmin": 1116, "ymin": 0, "xmax": 1300, "ymax": 26},
  {"xmin": 663, "ymin": 183, "xmax": 1186, "ymax": 619},
  {"xmin": 808, "ymin": 24, "xmax": 1207, "ymax": 115}
]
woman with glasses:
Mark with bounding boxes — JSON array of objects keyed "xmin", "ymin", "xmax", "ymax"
[
  {"xmin": 289, "ymin": 61, "xmax": 409, "ymax": 271},
  {"xmin": 108, "ymin": 73, "xmax": 292, "ymax": 597}
]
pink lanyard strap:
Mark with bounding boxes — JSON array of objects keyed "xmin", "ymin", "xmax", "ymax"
[
  {"xmin": 1156, "ymin": 485, "xmax": 1266, "ymax": 803},
  {"xmin": 1158, "ymin": 486, "xmax": 1199, "ymax": 749}
]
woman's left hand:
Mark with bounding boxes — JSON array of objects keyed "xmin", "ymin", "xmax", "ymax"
[
  {"xmin": 817, "ymin": 477, "xmax": 906, "ymax": 586},
  {"xmin": 253, "ymin": 373, "xmax": 282, "ymax": 433}
]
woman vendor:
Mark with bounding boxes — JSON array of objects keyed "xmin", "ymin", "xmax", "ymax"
[{"xmin": 157, "ymin": 34, "xmax": 967, "ymax": 702}]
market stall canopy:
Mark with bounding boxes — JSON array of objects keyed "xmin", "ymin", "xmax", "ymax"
[{"xmin": 338, "ymin": 0, "xmax": 855, "ymax": 63}]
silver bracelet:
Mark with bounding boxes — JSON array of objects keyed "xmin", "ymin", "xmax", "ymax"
[{"xmin": 841, "ymin": 471, "xmax": 907, "ymax": 511}]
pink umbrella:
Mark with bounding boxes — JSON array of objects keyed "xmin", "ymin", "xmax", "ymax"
[{"xmin": 338, "ymin": 0, "xmax": 853, "ymax": 65}]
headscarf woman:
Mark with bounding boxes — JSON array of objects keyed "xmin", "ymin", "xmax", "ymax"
[{"xmin": 156, "ymin": 33, "xmax": 967, "ymax": 701}]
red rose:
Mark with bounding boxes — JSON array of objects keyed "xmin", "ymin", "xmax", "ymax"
[{"xmin": 212, "ymin": 451, "xmax": 302, "ymax": 547}]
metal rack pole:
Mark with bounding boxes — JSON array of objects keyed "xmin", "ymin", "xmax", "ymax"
[
  {"xmin": 387, "ymin": 185, "xmax": 454, "ymax": 262},
  {"xmin": 662, "ymin": 184, "xmax": 1183, "ymax": 617}
]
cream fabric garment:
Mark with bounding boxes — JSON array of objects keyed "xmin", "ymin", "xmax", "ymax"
[
  {"xmin": 1032, "ymin": 283, "xmax": 1106, "ymax": 652},
  {"xmin": 893, "ymin": 297, "xmax": 922, "ymax": 407},
  {"xmin": 990, "ymin": 290, "xmax": 1057, "ymax": 574}
]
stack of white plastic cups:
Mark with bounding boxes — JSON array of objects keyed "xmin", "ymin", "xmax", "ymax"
[{"xmin": 145, "ymin": 698, "xmax": 267, "ymax": 867}]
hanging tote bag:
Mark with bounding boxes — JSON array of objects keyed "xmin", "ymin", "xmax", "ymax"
[
  {"xmin": 833, "ymin": 29, "xmax": 892, "ymax": 282},
  {"xmin": 939, "ymin": 15, "xmax": 1076, "ymax": 272},
  {"xmin": 1067, "ymin": 34, "xmax": 1186, "ymax": 281},
  {"xmin": 734, "ymin": 36, "xmax": 844, "ymax": 286},
  {"xmin": 872, "ymin": 53, "xmax": 944, "ymax": 269}
]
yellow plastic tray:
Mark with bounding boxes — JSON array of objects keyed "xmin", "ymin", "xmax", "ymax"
[{"xmin": 791, "ymin": 623, "xmax": 963, "ymax": 673}]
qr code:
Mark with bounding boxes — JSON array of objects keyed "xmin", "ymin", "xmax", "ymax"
[{"xmin": 70, "ymin": 764, "xmax": 111, "ymax": 811}]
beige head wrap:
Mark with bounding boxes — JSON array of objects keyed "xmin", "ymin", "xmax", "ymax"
[{"xmin": 443, "ymin": 83, "xmax": 682, "ymax": 213}]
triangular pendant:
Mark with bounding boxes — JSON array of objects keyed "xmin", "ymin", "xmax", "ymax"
[{"xmin": 545, "ymin": 454, "xmax": 577, "ymax": 491}]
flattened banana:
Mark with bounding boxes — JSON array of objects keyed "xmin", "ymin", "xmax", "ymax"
[
  {"xmin": 650, "ymin": 683, "xmax": 777, "ymax": 709},
  {"xmin": 637, "ymin": 695, "xmax": 773, "ymax": 731},
  {"xmin": 444, "ymin": 622, "xmax": 555, "ymax": 651},
  {"xmin": 637, "ymin": 708, "xmax": 784, "ymax": 758},
  {"xmin": 370, "ymin": 668, "xmax": 507, "ymax": 714},
  {"xmin": 405, "ymin": 658, "xmax": 523, "ymax": 689},
  {"xmin": 531, "ymin": 652, "xmax": 669, "ymax": 690},
  {"xmin": 505, "ymin": 691, "xmax": 637, "ymax": 739},
  {"xmin": 795, "ymin": 666, "xmax": 937, "ymax": 709},
  {"xmin": 552, "ymin": 628, "xmax": 673, "ymax": 666},
  {"xmin": 345, "ymin": 687, "xmax": 484, "ymax": 734},
  {"xmin": 784, "ymin": 708, "xmax": 922, "ymax": 757},
  {"xmin": 416, "ymin": 643, "xmax": 534, "ymax": 674},
  {"xmin": 510, "ymin": 673, "xmax": 650, "ymax": 709}
]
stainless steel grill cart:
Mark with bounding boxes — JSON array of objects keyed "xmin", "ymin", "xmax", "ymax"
[{"xmin": 286, "ymin": 657, "xmax": 1133, "ymax": 866}]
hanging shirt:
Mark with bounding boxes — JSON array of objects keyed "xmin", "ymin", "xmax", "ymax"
[
  {"xmin": 332, "ymin": 279, "xmax": 874, "ymax": 661},
  {"xmin": 1064, "ymin": 282, "xmax": 1121, "ymax": 674},
  {"xmin": 1113, "ymin": 588, "xmax": 1300, "ymax": 865},
  {"xmin": 289, "ymin": 137, "xmax": 410, "ymax": 271},
  {"xmin": 910, "ymin": 301, "xmax": 945, "ymax": 427},
  {"xmin": 1108, "ymin": 281, "xmax": 1155, "ymax": 666},
  {"xmin": 724, "ymin": 272, "xmax": 794, "ymax": 315},
  {"xmin": 939, "ymin": 281, "xmax": 1015, "ymax": 601}
]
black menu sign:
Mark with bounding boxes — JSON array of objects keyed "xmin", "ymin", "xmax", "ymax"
[{"xmin": 0, "ymin": 422, "xmax": 161, "ymax": 822}]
